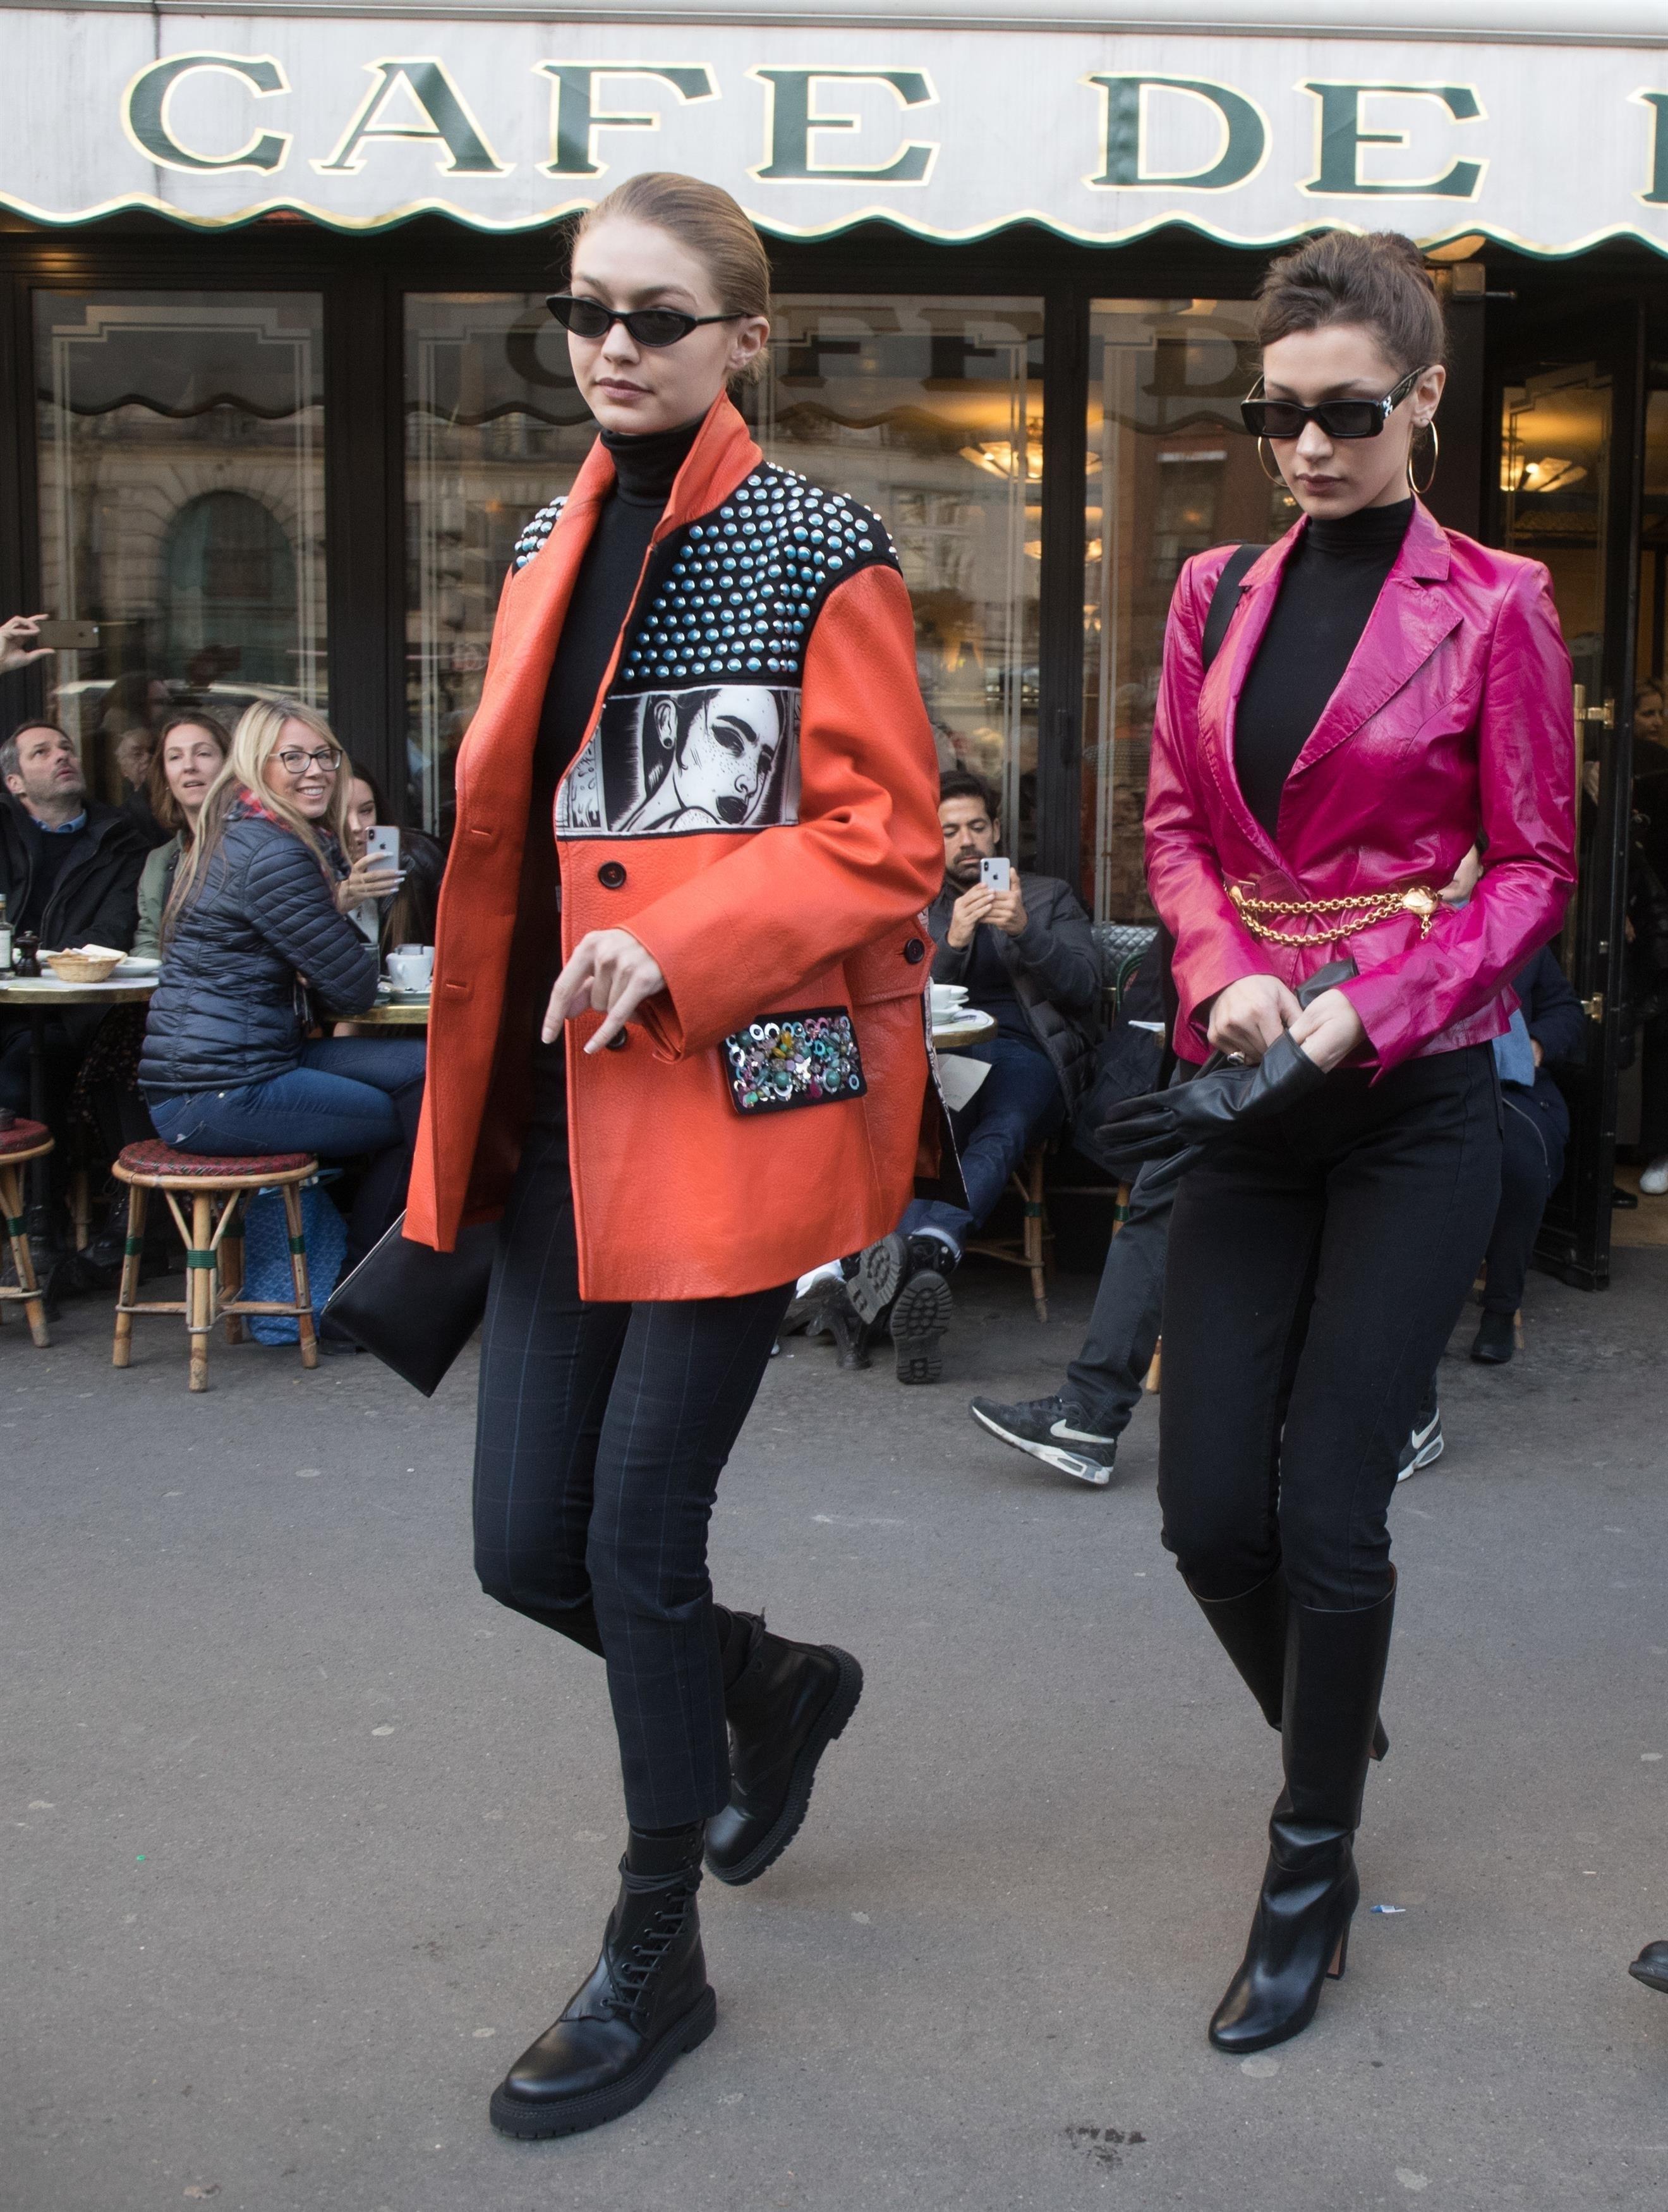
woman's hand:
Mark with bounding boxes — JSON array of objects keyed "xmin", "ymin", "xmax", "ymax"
[
  {"xmin": 1207, "ymin": 974, "xmax": 1301, "ymax": 1062},
  {"xmin": 1439, "ymin": 844, "xmax": 1483, "ymax": 904},
  {"xmin": 335, "ymin": 855, "xmax": 401, "ymax": 912},
  {"xmin": 544, "ymin": 928, "xmax": 667, "ymax": 1054},
  {"xmin": 1287, "ymin": 987, "xmax": 1367, "ymax": 1072}
]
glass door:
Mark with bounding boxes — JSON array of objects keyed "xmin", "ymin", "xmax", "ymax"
[{"xmin": 1493, "ymin": 303, "xmax": 1646, "ymax": 1288}]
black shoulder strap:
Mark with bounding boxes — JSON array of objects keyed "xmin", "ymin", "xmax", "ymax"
[{"xmin": 1201, "ymin": 543, "xmax": 1266, "ymax": 672}]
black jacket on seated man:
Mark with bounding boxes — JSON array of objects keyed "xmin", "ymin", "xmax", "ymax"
[
  {"xmin": 0, "ymin": 784, "xmax": 145, "ymax": 956},
  {"xmin": 926, "ymin": 872, "xmax": 1101, "ymax": 1110}
]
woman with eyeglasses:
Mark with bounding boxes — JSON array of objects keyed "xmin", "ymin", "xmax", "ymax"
[
  {"xmin": 1141, "ymin": 232, "xmax": 1575, "ymax": 2053},
  {"xmin": 138, "ymin": 698, "xmax": 426, "ymax": 1283},
  {"xmin": 403, "ymin": 173, "xmax": 941, "ymax": 2137}
]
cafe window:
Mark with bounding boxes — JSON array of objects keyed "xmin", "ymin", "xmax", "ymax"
[
  {"xmin": 1080, "ymin": 298, "xmax": 1293, "ymax": 921},
  {"xmin": 35, "ymin": 291, "xmax": 326, "ymax": 804},
  {"xmin": 754, "ymin": 297, "xmax": 1044, "ymax": 856},
  {"xmin": 404, "ymin": 293, "xmax": 594, "ymax": 836}
]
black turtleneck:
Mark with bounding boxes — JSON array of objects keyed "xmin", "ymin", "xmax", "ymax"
[
  {"xmin": 1233, "ymin": 496, "xmax": 1414, "ymax": 841},
  {"xmin": 517, "ymin": 415, "xmax": 701, "ymax": 1093}
]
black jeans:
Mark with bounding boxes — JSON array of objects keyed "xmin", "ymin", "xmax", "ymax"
[
  {"xmin": 1063, "ymin": 1157, "xmax": 1173, "ymax": 1436},
  {"xmin": 1482, "ymin": 1083, "xmax": 1568, "ymax": 1315},
  {"xmin": 473, "ymin": 1103, "xmax": 792, "ymax": 1830},
  {"xmin": 1159, "ymin": 1045, "xmax": 1501, "ymax": 1612}
]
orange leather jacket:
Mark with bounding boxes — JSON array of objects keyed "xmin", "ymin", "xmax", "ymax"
[{"xmin": 404, "ymin": 394, "xmax": 945, "ymax": 1300}]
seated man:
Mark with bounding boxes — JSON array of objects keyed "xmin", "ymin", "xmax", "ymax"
[
  {"xmin": 1, "ymin": 720, "xmax": 145, "ymax": 1121},
  {"xmin": 845, "ymin": 769, "xmax": 1101, "ymax": 1382}
]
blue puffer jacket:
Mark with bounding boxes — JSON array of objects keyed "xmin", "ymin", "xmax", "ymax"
[{"xmin": 139, "ymin": 799, "xmax": 379, "ymax": 1098}]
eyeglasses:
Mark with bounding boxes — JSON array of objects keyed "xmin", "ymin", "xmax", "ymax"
[
  {"xmin": 545, "ymin": 293, "xmax": 740, "ymax": 349},
  {"xmin": 1240, "ymin": 366, "xmax": 1431, "ymax": 442},
  {"xmin": 275, "ymin": 745, "xmax": 341, "ymax": 775}
]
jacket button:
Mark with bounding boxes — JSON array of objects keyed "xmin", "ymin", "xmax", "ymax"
[
  {"xmin": 605, "ymin": 1029, "xmax": 629, "ymax": 1051},
  {"xmin": 904, "ymin": 937, "xmax": 927, "ymax": 964},
  {"xmin": 598, "ymin": 861, "xmax": 627, "ymax": 889}
]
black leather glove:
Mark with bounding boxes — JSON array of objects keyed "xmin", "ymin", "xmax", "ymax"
[{"xmin": 1092, "ymin": 958, "xmax": 1355, "ymax": 1191}]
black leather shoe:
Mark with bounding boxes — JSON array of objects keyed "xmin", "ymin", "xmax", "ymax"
[
  {"xmin": 1190, "ymin": 1567, "xmax": 1389, "ymax": 1761},
  {"xmin": 1209, "ymin": 1579, "xmax": 1395, "ymax": 2055},
  {"xmin": 490, "ymin": 1832, "xmax": 714, "ymax": 2137},
  {"xmin": 1629, "ymin": 1941, "xmax": 1668, "ymax": 1993},
  {"xmin": 1471, "ymin": 1310, "xmax": 1516, "ymax": 1363},
  {"xmin": 705, "ymin": 1617, "xmax": 864, "ymax": 1886}
]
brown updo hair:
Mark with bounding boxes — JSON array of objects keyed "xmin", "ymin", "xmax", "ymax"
[
  {"xmin": 1255, "ymin": 231, "xmax": 1446, "ymax": 377},
  {"xmin": 567, "ymin": 172, "xmax": 771, "ymax": 382}
]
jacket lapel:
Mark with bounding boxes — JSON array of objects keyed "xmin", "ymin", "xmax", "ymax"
[{"xmin": 1283, "ymin": 500, "xmax": 1463, "ymax": 782}]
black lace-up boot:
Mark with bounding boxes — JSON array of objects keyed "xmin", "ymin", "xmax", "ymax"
[
  {"xmin": 1190, "ymin": 1566, "xmax": 1389, "ymax": 1761},
  {"xmin": 704, "ymin": 1614, "xmax": 864, "ymax": 1886},
  {"xmin": 490, "ymin": 1826, "xmax": 714, "ymax": 2137},
  {"xmin": 1208, "ymin": 1578, "xmax": 1396, "ymax": 2055}
]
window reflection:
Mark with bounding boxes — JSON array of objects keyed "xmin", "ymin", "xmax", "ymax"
[
  {"xmin": 755, "ymin": 298, "xmax": 1043, "ymax": 856},
  {"xmin": 35, "ymin": 291, "xmax": 325, "ymax": 809},
  {"xmin": 1082, "ymin": 299, "xmax": 1293, "ymax": 920}
]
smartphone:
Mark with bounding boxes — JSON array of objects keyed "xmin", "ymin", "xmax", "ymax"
[
  {"xmin": 33, "ymin": 619, "xmax": 99, "ymax": 650},
  {"xmin": 365, "ymin": 825, "xmax": 402, "ymax": 871},
  {"xmin": 979, "ymin": 855, "xmax": 1012, "ymax": 893}
]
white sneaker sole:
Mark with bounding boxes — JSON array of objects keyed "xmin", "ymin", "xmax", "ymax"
[
  {"xmin": 1396, "ymin": 1433, "xmax": 1444, "ymax": 1482},
  {"xmin": 970, "ymin": 1404, "xmax": 1114, "ymax": 1486}
]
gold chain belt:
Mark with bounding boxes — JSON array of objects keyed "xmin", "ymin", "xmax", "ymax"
[{"xmin": 1228, "ymin": 882, "xmax": 1440, "ymax": 947}]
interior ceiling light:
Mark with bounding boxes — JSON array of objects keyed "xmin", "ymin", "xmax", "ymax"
[
  {"xmin": 960, "ymin": 437, "xmax": 1043, "ymax": 482},
  {"xmin": 1503, "ymin": 455, "xmax": 1588, "ymax": 493}
]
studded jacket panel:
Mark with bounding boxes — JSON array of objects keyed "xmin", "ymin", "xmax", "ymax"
[{"xmin": 409, "ymin": 392, "xmax": 948, "ymax": 1299}]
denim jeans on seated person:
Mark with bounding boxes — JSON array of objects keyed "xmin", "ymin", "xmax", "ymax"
[
  {"xmin": 900, "ymin": 1032, "xmax": 1066, "ymax": 1256},
  {"xmin": 147, "ymin": 1038, "xmax": 428, "ymax": 1268}
]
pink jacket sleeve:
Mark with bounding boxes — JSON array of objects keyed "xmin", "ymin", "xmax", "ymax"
[
  {"xmin": 1144, "ymin": 553, "xmax": 1269, "ymax": 1055},
  {"xmin": 1340, "ymin": 562, "xmax": 1577, "ymax": 1069}
]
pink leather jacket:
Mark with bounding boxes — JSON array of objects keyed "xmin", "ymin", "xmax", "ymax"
[{"xmin": 1145, "ymin": 501, "xmax": 1577, "ymax": 1069}]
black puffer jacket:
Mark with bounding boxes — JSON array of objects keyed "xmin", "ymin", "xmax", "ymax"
[{"xmin": 139, "ymin": 799, "xmax": 378, "ymax": 1098}]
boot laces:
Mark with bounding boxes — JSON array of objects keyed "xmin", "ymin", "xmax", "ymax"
[{"xmin": 607, "ymin": 1878, "xmax": 694, "ymax": 2024}]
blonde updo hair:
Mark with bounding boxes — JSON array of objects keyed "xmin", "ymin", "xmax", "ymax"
[{"xmin": 567, "ymin": 171, "xmax": 772, "ymax": 383}]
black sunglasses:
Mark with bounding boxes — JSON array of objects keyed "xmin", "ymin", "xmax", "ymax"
[
  {"xmin": 1240, "ymin": 365, "xmax": 1430, "ymax": 442},
  {"xmin": 545, "ymin": 293, "xmax": 740, "ymax": 349}
]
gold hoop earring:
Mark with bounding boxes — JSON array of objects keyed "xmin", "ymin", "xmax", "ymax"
[
  {"xmin": 1408, "ymin": 420, "xmax": 1439, "ymax": 497},
  {"xmin": 1257, "ymin": 435, "xmax": 1286, "ymax": 487}
]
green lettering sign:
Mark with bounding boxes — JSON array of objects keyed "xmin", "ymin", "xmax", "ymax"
[
  {"xmin": 1638, "ymin": 90, "xmax": 1668, "ymax": 205},
  {"xmin": 1086, "ymin": 75, "xmax": 1266, "ymax": 192},
  {"xmin": 536, "ymin": 64, "xmax": 716, "ymax": 178},
  {"xmin": 752, "ymin": 68, "xmax": 935, "ymax": 184},
  {"xmin": 1303, "ymin": 82, "xmax": 1485, "ymax": 199},
  {"xmin": 316, "ymin": 59, "xmax": 508, "ymax": 176},
  {"xmin": 124, "ymin": 53, "xmax": 290, "ymax": 174}
]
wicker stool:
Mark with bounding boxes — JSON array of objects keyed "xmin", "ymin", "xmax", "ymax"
[
  {"xmin": 0, "ymin": 1118, "xmax": 53, "ymax": 1348},
  {"xmin": 965, "ymin": 1143, "xmax": 1052, "ymax": 1322},
  {"xmin": 112, "ymin": 1140, "xmax": 320, "ymax": 1392}
]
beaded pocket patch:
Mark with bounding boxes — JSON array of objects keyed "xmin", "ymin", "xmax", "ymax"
[{"xmin": 723, "ymin": 1007, "xmax": 867, "ymax": 1116}]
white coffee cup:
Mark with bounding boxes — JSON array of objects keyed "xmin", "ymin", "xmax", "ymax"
[
  {"xmin": 929, "ymin": 983, "xmax": 969, "ymax": 1014},
  {"xmin": 386, "ymin": 945, "xmax": 434, "ymax": 992}
]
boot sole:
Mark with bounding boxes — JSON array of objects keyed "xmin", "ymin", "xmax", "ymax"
[
  {"xmin": 705, "ymin": 1648, "xmax": 864, "ymax": 1887},
  {"xmin": 891, "ymin": 1272, "xmax": 952, "ymax": 1385},
  {"xmin": 488, "ymin": 1984, "xmax": 718, "ymax": 2139},
  {"xmin": 847, "ymin": 1236, "xmax": 905, "ymax": 1327}
]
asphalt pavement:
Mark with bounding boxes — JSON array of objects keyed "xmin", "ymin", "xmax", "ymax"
[{"xmin": 6, "ymin": 1243, "xmax": 1668, "ymax": 2212}]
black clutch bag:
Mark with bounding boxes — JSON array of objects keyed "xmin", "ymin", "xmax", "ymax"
[{"xmin": 321, "ymin": 1210, "xmax": 497, "ymax": 1396}]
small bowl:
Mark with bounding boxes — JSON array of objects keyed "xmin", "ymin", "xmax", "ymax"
[{"xmin": 45, "ymin": 950, "xmax": 124, "ymax": 985}]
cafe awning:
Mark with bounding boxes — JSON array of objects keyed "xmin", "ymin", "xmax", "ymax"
[{"xmin": 8, "ymin": 0, "xmax": 1668, "ymax": 255}]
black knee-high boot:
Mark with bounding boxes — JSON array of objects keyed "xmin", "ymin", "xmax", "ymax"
[
  {"xmin": 1189, "ymin": 1567, "xmax": 1389, "ymax": 1760},
  {"xmin": 1208, "ymin": 1577, "xmax": 1396, "ymax": 2055},
  {"xmin": 704, "ymin": 1612, "xmax": 864, "ymax": 1886},
  {"xmin": 490, "ymin": 1824, "xmax": 714, "ymax": 2137}
]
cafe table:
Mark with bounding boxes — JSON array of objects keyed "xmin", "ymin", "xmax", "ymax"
[
  {"xmin": 354, "ymin": 999, "xmax": 998, "ymax": 1047},
  {"xmin": 931, "ymin": 1007, "xmax": 996, "ymax": 1052},
  {"xmin": 0, "ymin": 971, "xmax": 158, "ymax": 1247}
]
